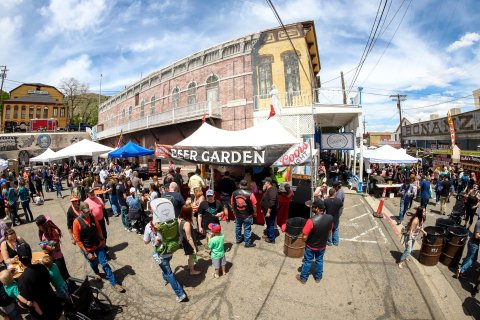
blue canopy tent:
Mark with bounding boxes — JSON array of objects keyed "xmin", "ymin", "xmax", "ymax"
[{"xmin": 108, "ymin": 141, "xmax": 154, "ymax": 158}]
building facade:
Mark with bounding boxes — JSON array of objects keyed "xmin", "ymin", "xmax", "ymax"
[
  {"xmin": 2, "ymin": 83, "xmax": 67, "ymax": 132},
  {"xmin": 96, "ymin": 21, "xmax": 321, "ymax": 149}
]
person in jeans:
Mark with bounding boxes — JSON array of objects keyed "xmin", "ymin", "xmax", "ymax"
[
  {"xmin": 419, "ymin": 175, "xmax": 431, "ymax": 210},
  {"xmin": 7, "ymin": 183, "xmax": 21, "ymax": 226},
  {"xmin": 17, "ymin": 180, "xmax": 33, "ymax": 223},
  {"xmin": 324, "ymin": 188, "xmax": 343, "ymax": 246},
  {"xmin": 296, "ymin": 199, "xmax": 333, "ymax": 284},
  {"xmin": 456, "ymin": 219, "xmax": 480, "ymax": 279},
  {"xmin": 72, "ymin": 202, "xmax": 125, "ymax": 293},
  {"xmin": 439, "ymin": 176, "xmax": 451, "ymax": 215},
  {"xmin": 144, "ymin": 199, "xmax": 187, "ymax": 302},
  {"xmin": 105, "ymin": 177, "xmax": 120, "ymax": 217},
  {"xmin": 116, "ymin": 176, "xmax": 130, "ymax": 231},
  {"xmin": 398, "ymin": 207, "xmax": 427, "ymax": 269},
  {"xmin": 231, "ymin": 180, "xmax": 257, "ymax": 248},
  {"xmin": 397, "ymin": 181, "xmax": 414, "ymax": 225},
  {"xmin": 260, "ymin": 177, "xmax": 278, "ymax": 244}
]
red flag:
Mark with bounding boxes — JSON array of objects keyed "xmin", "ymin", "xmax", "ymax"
[
  {"xmin": 202, "ymin": 115, "xmax": 206, "ymax": 123},
  {"xmin": 267, "ymin": 104, "xmax": 276, "ymax": 120}
]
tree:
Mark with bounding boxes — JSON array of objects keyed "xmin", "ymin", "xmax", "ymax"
[
  {"xmin": 0, "ymin": 90, "xmax": 9, "ymax": 114},
  {"xmin": 59, "ymin": 77, "xmax": 89, "ymax": 121}
]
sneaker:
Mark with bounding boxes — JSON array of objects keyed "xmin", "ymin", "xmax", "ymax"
[
  {"xmin": 245, "ymin": 243, "xmax": 256, "ymax": 248},
  {"xmin": 455, "ymin": 268, "xmax": 462, "ymax": 279},
  {"xmin": 176, "ymin": 294, "xmax": 187, "ymax": 303},
  {"xmin": 327, "ymin": 242, "xmax": 333, "ymax": 246},
  {"xmin": 315, "ymin": 278, "xmax": 322, "ymax": 283},
  {"xmin": 236, "ymin": 238, "xmax": 244, "ymax": 244},
  {"xmin": 264, "ymin": 239, "xmax": 275, "ymax": 244},
  {"xmin": 113, "ymin": 284, "xmax": 125, "ymax": 293},
  {"xmin": 131, "ymin": 228, "xmax": 137, "ymax": 232},
  {"xmin": 295, "ymin": 274, "xmax": 306, "ymax": 284}
]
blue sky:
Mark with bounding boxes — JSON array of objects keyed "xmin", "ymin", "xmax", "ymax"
[{"xmin": 1, "ymin": 0, "xmax": 479, "ymax": 132}]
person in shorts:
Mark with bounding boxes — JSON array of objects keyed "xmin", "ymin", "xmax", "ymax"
[{"xmin": 207, "ymin": 223, "xmax": 226, "ymax": 279}]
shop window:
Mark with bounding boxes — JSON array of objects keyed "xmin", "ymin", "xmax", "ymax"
[
  {"xmin": 172, "ymin": 87, "xmax": 179, "ymax": 109},
  {"xmin": 187, "ymin": 82, "xmax": 196, "ymax": 105}
]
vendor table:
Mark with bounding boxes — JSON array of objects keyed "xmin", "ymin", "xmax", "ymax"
[{"xmin": 11, "ymin": 251, "xmax": 49, "ymax": 279}]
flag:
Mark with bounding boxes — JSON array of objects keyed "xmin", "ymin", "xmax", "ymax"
[
  {"xmin": 447, "ymin": 112, "xmax": 456, "ymax": 146},
  {"xmin": 267, "ymin": 104, "xmax": 276, "ymax": 120},
  {"xmin": 202, "ymin": 114, "xmax": 206, "ymax": 123},
  {"xmin": 116, "ymin": 130, "xmax": 124, "ymax": 148}
]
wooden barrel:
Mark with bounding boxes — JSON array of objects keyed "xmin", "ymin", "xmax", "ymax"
[
  {"xmin": 283, "ymin": 233, "xmax": 305, "ymax": 258},
  {"xmin": 418, "ymin": 226, "xmax": 444, "ymax": 266}
]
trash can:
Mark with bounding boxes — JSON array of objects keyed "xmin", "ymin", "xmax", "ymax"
[
  {"xmin": 440, "ymin": 226, "xmax": 469, "ymax": 267},
  {"xmin": 419, "ymin": 226, "xmax": 445, "ymax": 266},
  {"xmin": 435, "ymin": 218, "xmax": 455, "ymax": 231},
  {"xmin": 283, "ymin": 217, "xmax": 307, "ymax": 258}
]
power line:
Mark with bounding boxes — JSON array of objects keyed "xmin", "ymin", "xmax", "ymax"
[
  {"xmin": 402, "ymin": 94, "xmax": 474, "ymax": 110},
  {"xmin": 265, "ymin": 0, "xmax": 313, "ymax": 89},
  {"xmin": 348, "ymin": 0, "xmax": 389, "ymax": 92},
  {"xmin": 361, "ymin": 0, "xmax": 412, "ymax": 84}
]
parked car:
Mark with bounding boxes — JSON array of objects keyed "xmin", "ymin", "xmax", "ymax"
[{"xmin": 68, "ymin": 123, "xmax": 91, "ymax": 131}]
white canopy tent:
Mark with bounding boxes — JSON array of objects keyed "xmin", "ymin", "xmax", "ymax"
[
  {"xmin": 363, "ymin": 145, "xmax": 418, "ymax": 164},
  {"xmin": 0, "ymin": 159, "xmax": 7, "ymax": 172},
  {"xmin": 51, "ymin": 139, "xmax": 113, "ymax": 160},
  {"xmin": 29, "ymin": 148, "xmax": 57, "ymax": 163}
]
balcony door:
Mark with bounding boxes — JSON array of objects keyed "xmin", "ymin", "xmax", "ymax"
[{"xmin": 206, "ymin": 75, "xmax": 218, "ymax": 110}]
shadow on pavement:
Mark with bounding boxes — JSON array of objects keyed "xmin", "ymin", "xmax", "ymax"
[
  {"xmin": 390, "ymin": 250, "xmax": 402, "ymax": 263},
  {"xmin": 174, "ymin": 259, "xmax": 208, "ymax": 288},
  {"xmin": 113, "ymin": 264, "xmax": 135, "ymax": 284}
]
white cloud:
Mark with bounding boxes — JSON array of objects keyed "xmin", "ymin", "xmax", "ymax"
[
  {"xmin": 38, "ymin": 0, "xmax": 107, "ymax": 36},
  {"xmin": 0, "ymin": 15, "xmax": 22, "ymax": 45},
  {"xmin": 48, "ymin": 54, "xmax": 93, "ymax": 85},
  {"xmin": 447, "ymin": 32, "xmax": 480, "ymax": 52}
]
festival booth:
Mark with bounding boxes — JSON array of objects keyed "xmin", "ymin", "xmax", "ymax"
[
  {"xmin": 50, "ymin": 139, "xmax": 113, "ymax": 161},
  {"xmin": 29, "ymin": 148, "xmax": 57, "ymax": 164},
  {"xmin": 108, "ymin": 141, "xmax": 154, "ymax": 158},
  {"xmin": 155, "ymin": 119, "xmax": 300, "ymax": 224},
  {"xmin": 0, "ymin": 159, "xmax": 8, "ymax": 172}
]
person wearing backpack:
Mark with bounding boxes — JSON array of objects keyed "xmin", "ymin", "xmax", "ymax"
[
  {"xmin": 231, "ymin": 180, "xmax": 257, "ymax": 248},
  {"xmin": 162, "ymin": 182, "xmax": 185, "ymax": 218},
  {"xmin": 146, "ymin": 198, "xmax": 187, "ymax": 303},
  {"xmin": 397, "ymin": 181, "xmax": 413, "ymax": 225}
]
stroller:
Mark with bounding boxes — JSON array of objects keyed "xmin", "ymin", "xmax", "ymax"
[
  {"xmin": 128, "ymin": 205, "xmax": 150, "ymax": 234},
  {"xmin": 64, "ymin": 277, "xmax": 112, "ymax": 320},
  {"xmin": 449, "ymin": 192, "xmax": 465, "ymax": 225}
]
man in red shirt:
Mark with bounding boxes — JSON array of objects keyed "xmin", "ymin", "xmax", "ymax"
[
  {"xmin": 73, "ymin": 202, "xmax": 125, "ymax": 293},
  {"xmin": 296, "ymin": 199, "xmax": 333, "ymax": 284},
  {"xmin": 84, "ymin": 187, "xmax": 109, "ymax": 246}
]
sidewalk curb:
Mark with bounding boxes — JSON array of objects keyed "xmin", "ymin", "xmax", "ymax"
[{"xmin": 358, "ymin": 193, "xmax": 448, "ymax": 320}]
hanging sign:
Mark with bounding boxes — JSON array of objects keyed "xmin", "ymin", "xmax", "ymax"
[{"xmin": 320, "ymin": 133, "xmax": 354, "ymax": 150}]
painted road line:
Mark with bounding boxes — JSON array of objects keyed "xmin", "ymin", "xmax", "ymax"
[
  {"xmin": 344, "ymin": 203, "xmax": 362, "ymax": 210},
  {"xmin": 339, "ymin": 238, "xmax": 377, "ymax": 244},
  {"xmin": 349, "ymin": 212, "xmax": 369, "ymax": 221}
]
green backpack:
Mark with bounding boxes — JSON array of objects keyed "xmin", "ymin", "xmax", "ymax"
[{"xmin": 153, "ymin": 219, "xmax": 180, "ymax": 255}]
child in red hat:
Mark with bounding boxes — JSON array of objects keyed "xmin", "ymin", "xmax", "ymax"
[{"xmin": 207, "ymin": 223, "xmax": 226, "ymax": 279}]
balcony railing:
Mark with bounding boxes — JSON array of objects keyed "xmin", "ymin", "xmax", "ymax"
[
  {"xmin": 253, "ymin": 88, "xmax": 360, "ymax": 111},
  {"xmin": 97, "ymin": 101, "xmax": 221, "ymax": 140}
]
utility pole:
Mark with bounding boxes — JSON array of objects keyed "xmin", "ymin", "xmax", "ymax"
[
  {"xmin": 390, "ymin": 94, "xmax": 407, "ymax": 148},
  {"xmin": 0, "ymin": 66, "xmax": 8, "ymax": 133},
  {"xmin": 363, "ymin": 116, "xmax": 367, "ymax": 135},
  {"xmin": 340, "ymin": 71, "xmax": 347, "ymax": 104}
]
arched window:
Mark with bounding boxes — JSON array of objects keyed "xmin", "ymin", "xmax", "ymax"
[
  {"xmin": 187, "ymin": 82, "xmax": 196, "ymax": 105},
  {"xmin": 140, "ymin": 100, "xmax": 145, "ymax": 117},
  {"xmin": 282, "ymin": 51, "xmax": 301, "ymax": 104},
  {"xmin": 128, "ymin": 106, "xmax": 132, "ymax": 120},
  {"xmin": 43, "ymin": 106, "xmax": 48, "ymax": 118},
  {"xmin": 5, "ymin": 106, "xmax": 10, "ymax": 119},
  {"xmin": 21, "ymin": 105, "xmax": 26, "ymax": 119},
  {"xmin": 172, "ymin": 87, "xmax": 180, "ymax": 109},
  {"xmin": 259, "ymin": 56, "xmax": 273, "ymax": 97},
  {"xmin": 150, "ymin": 96, "xmax": 156, "ymax": 115},
  {"xmin": 13, "ymin": 105, "xmax": 18, "ymax": 118},
  {"xmin": 206, "ymin": 75, "xmax": 219, "ymax": 103},
  {"xmin": 29, "ymin": 106, "xmax": 34, "ymax": 119},
  {"xmin": 36, "ymin": 106, "xmax": 41, "ymax": 118}
]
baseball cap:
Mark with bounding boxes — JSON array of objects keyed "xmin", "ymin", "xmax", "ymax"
[
  {"xmin": 79, "ymin": 202, "xmax": 90, "ymax": 213},
  {"xmin": 206, "ymin": 189, "xmax": 214, "ymax": 196},
  {"xmin": 208, "ymin": 223, "xmax": 221, "ymax": 233},
  {"xmin": 262, "ymin": 177, "xmax": 273, "ymax": 183},
  {"xmin": 129, "ymin": 187, "xmax": 136, "ymax": 194},
  {"xmin": 70, "ymin": 194, "xmax": 80, "ymax": 202},
  {"xmin": 17, "ymin": 242, "xmax": 32, "ymax": 260}
]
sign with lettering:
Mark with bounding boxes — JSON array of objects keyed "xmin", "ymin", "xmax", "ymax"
[
  {"xmin": 154, "ymin": 143, "xmax": 291, "ymax": 166},
  {"xmin": 403, "ymin": 109, "xmax": 480, "ymax": 138},
  {"xmin": 27, "ymin": 90, "xmax": 48, "ymax": 95},
  {"xmin": 273, "ymin": 141, "xmax": 313, "ymax": 166},
  {"xmin": 320, "ymin": 133, "xmax": 354, "ymax": 150}
]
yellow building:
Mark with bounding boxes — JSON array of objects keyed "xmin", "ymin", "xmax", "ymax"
[
  {"xmin": 2, "ymin": 83, "xmax": 67, "ymax": 132},
  {"xmin": 252, "ymin": 21, "xmax": 320, "ymax": 111}
]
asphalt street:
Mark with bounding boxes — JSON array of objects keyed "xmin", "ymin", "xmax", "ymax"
[{"xmin": 11, "ymin": 187, "xmax": 443, "ymax": 320}]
